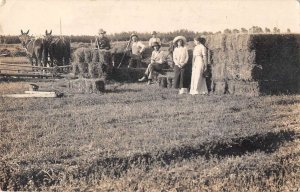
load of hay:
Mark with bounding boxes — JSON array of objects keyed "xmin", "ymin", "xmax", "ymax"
[
  {"xmin": 205, "ymin": 34, "xmax": 300, "ymax": 95},
  {"xmin": 72, "ymin": 47, "xmax": 113, "ymax": 78}
]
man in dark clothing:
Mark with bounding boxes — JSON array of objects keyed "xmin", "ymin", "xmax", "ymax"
[
  {"xmin": 95, "ymin": 29, "xmax": 113, "ymax": 72},
  {"xmin": 95, "ymin": 29, "xmax": 111, "ymax": 50}
]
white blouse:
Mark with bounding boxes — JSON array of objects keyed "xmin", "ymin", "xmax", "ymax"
[
  {"xmin": 193, "ymin": 44, "xmax": 206, "ymax": 57},
  {"xmin": 173, "ymin": 46, "xmax": 189, "ymax": 67}
]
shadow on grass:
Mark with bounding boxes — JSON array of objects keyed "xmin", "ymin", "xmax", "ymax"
[
  {"xmin": 105, "ymin": 88, "xmax": 141, "ymax": 94},
  {"xmin": 275, "ymin": 98, "xmax": 300, "ymax": 106},
  {"xmin": 0, "ymin": 77, "xmax": 55, "ymax": 83},
  {"xmin": 1, "ymin": 130, "xmax": 295, "ymax": 190}
]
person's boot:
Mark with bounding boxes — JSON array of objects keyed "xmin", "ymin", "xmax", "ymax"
[
  {"xmin": 147, "ymin": 79, "xmax": 153, "ymax": 85},
  {"xmin": 138, "ymin": 75, "xmax": 147, "ymax": 82}
]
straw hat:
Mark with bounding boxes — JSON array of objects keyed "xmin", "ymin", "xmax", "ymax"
[
  {"xmin": 173, "ymin": 36, "xmax": 187, "ymax": 44},
  {"xmin": 98, "ymin": 29, "xmax": 106, "ymax": 34}
]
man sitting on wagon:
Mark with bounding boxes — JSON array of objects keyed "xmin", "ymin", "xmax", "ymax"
[{"xmin": 138, "ymin": 42, "xmax": 167, "ymax": 85}]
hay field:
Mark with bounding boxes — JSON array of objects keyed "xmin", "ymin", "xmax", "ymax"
[{"xmin": 0, "ymin": 80, "xmax": 299, "ymax": 191}]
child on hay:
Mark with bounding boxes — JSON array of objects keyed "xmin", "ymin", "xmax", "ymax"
[
  {"xmin": 128, "ymin": 34, "xmax": 145, "ymax": 68},
  {"xmin": 148, "ymin": 31, "xmax": 161, "ymax": 47},
  {"xmin": 190, "ymin": 36, "xmax": 208, "ymax": 95},
  {"xmin": 173, "ymin": 36, "xmax": 189, "ymax": 94},
  {"xmin": 138, "ymin": 42, "xmax": 168, "ymax": 85}
]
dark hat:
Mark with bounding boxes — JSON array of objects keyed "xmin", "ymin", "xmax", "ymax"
[
  {"xmin": 98, "ymin": 29, "xmax": 106, "ymax": 34},
  {"xmin": 151, "ymin": 42, "xmax": 161, "ymax": 48},
  {"xmin": 194, "ymin": 35, "xmax": 206, "ymax": 44},
  {"xmin": 152, "ymin": 31, "xmax": 157, "ymax": 35},
  {"xmin": 29, "ymin": 83, "xmax": 39, "ymax": 91}
]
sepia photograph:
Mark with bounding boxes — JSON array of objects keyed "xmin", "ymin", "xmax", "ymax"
[{"xmin": 0, "ymin": 0, "xmax": 299, "ymax": 191}]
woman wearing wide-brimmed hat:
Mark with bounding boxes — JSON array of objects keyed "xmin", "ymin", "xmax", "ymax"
[
  {"xmin": 173, "ymin": 36, "xmax": 189, "ymax": 94},
  {"xmin": 138, "ymin": 42, "xmax": 167, "ymax": 84},
  {"xmin": 190, "ymin": 36, "xmax": 208, "ymax": 95},
  {"xmin": 128, "ymin": 33, "xmax": 145, "ymax": 68}
]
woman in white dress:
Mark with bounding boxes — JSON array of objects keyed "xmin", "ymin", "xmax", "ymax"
[{"xmin": 190, "ymin": 36, "xmax": 208, "ymax": 95}]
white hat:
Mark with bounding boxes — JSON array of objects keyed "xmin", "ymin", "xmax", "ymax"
[{"xmin": 173, "ymin": 36, "xmax": 187, "ymax": 44}]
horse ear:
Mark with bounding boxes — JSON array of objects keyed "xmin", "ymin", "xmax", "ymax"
[
  {"xmin": 50, "ymin": 30, "xmax": 52, "ymax": 35},
  {"xmin": 45, "ymin": 30, "xmax": 48, "ymax": 35},
  {"xmin": 21, "ymin": 30, "xmax": 24, "ymax": 34},
  {"xmin": 26, "ymin": 30, "xmax": 29, "ymax": 35}
]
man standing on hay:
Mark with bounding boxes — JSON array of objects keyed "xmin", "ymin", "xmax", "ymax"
[
  {"xmin": 138, "ymin": 42, "xmax": 168, "ymax": 85},
  {"xmin": 128, "ymin": 34, "xmax": 145, "ymax": 68},
  {"xmin": 95, "ymin": 29, "xmax": 113, "ymax": 73},
  {"xmin": 95, "ymin": 29, "xmax": 111, "ymax": 50},
  {"xmin": 148, "ymin": 31, "xmax": 161, "ymax": 47}
]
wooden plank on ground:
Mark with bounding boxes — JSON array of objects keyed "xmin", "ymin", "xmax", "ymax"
[
  {"xmin": 24, "ymin": 91, "xmax": 58, "ymax": 94},
  {"xmin": 0, "ymin": 73, "xmax": 59, "ymax": 78},
  {"xmin": 2, "ymin": 92, "xmax": 58, "ymax": 98},
  {"xmin": 0, "ymin": 63, "xmax": 32, "ymax": 68}
]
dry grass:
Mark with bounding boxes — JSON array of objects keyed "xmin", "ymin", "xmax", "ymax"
[{"xmin": 0, "ymin": 80, "xmax": 299, "ymax": 191}]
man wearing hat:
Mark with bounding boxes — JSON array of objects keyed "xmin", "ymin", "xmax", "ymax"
[
  {"xmin": 148, "ymin": 31, "xmax": 161, "ymax": 47},
  {"xmin": 138, "ymin": 42, "xmax": 167, "ymax": 84},
  {"xmin": 128, "ymin": 34, "xmax": 145, "ymax": 68},
  {"xmin": 95, "ymin": 29, "xmax": 111, "ymax": 50},
  {"xmin": 95, "ymin": 29, "xmax": 113, "ymax": 73}
]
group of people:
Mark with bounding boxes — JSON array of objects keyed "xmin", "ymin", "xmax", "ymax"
[{"xmin": 95, "ymin": 29, "xmax": 208, "ymax": 95}]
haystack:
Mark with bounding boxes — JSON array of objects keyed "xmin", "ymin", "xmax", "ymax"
[
  {"xmin": 72, "ymin": 48, "xmax": 112, "ymax": 78},
  {"xmin": 206, "ymin": 34, "xmax": 300, "ymax": 95}
]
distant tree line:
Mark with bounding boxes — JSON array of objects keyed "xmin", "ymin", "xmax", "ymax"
[{"xmin": 0, "ymin": 27, "xmax": 292, "ymax": 44}]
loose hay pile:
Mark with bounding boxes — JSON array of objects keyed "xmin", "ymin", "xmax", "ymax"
[{"xmin": 205, "ymin": 34, "xmax": 300, "ymax": 95}]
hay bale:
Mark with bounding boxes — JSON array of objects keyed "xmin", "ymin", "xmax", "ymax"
[
  {"xmin": 205, "ymin": 34, "xmax": 226, "ymax": 50},
  {"xmin": 207, "ymin": 34, "xmax": 300, "ymax": 95},
  {"xmin": 72, "ymin": 47, "xmax": 113, "ymax": 78},
  {"xmin": 69, "ymin": 78, "xmax": 105, "ymax": 93},
  {"xmin": 211, "ymin": 62, "xmax": 226, "ymax": 81},
  {"xmin": 212, "ymin": 81, "xmax": 227, "ymax": 94},
  {"xmin": 227, "ymin": 80, "xmax": 260, "ymax": 96},
  {"xmin": 158, "ymin": 76, "xmax": 168, "ymax": 88}
]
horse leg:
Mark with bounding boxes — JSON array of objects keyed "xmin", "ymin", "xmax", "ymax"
[
  {"xmin": 49, "ymin": 53, "xmax": 54, "ymax": 67},
  {"xmin": 29, "ymin": 57, "xmax": 35, "ymax": 71}
]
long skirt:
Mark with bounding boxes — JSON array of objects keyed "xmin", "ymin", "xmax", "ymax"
[{"xmin": 190, "ymin": 56, "xmax": 208, "ymax": 94}]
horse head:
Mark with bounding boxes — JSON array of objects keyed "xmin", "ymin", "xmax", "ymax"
[
  {"xmin": 44, "ymin": 29, "xmax": 53, "ymax": 43},
  {"xmin": 19, "ymin": 29, "xmax": 31, "ymax": 47}
]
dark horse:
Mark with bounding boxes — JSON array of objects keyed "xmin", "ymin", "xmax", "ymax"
[
  {"xmin": 18, "ymin": 30, "xmax": 46, "ymax": 67},
  {"xmin": 44, "ymin": 30, "xmax": 71, "ymax": 67}
]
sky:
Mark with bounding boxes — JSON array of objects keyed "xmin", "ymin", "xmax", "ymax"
[{"xmin": 0, "ymin": 0, "xmax": 299, "ymax": 35}]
